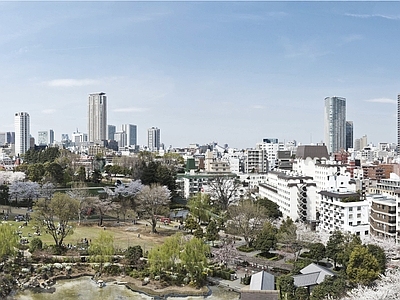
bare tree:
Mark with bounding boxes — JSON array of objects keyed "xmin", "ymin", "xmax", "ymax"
[
  {"xmin": 227, "ymin": 199, "xmax": 268, "ymax": 247},
  {"xmin": 136, "ymin": 184, "xmax": 171, "ymax": 233},
  {"xmin": 67, "ymin": 182, "xmax": 89, "ymax": 225},
  {"xmin": 32, "ymin": 192, "xmax": 79, "ymax": 248},
  {"xmin": 207, "ymin": 175, "xmax": 241, "ymax": 211}
]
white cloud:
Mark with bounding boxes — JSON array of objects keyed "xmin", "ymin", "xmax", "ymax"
[
  {"xmin": 365, "ymin": 98, "xmax": 396, "ymax": 104},
  {"xmin": 44, "ymin": 78, "xmax": 100, "ymax": 87},
  {"xmin": 113, "ymin": 107, "xmax": 149, "ymax": 113},
  {"xmin": 345, "ymin": 13, "xmax": 400, "ymax": 20},
  {"xmin": 42, "ymin": 109, "xmax": 56, "ymax": 114}
]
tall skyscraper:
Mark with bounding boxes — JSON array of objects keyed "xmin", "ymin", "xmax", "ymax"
[
  {"xmin": 398, "ymin": 94, "xmax": 400, "ymax": 152},
  {"xmin": 122, "ymin": 124, "xmax": 137, "ymax": 146},
  {"xmin": 345, "ymin": 121, "xmax": 353, "ymax": 150},
  {"xmin": 147, "ymin": 127, "xmax": 160, "ymax": 151},
  {"xmin": 88, "ymin": 92, "xmax": 107, "ymax": 143},
  {"xmin": 324, "ymin": 97, "xmax": 346, "ymax": 154},
  {"xmin": 14, "ymin": 112, "xmax": 30, "ymax": 156}
]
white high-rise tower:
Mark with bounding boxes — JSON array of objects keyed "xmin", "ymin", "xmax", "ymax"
[
  {"xmin": 147, "ymin": 127, "xmax": 160, "ymax": 151},
  {"xmin": 14, "ymin": 112, "xmax": 30, "ymax": 156},
  {"xmin": 88, "ymin": 92, "xmax": 107, "ymax": 143},
  {"xmin": 324, "ymin": 97, "xmax": 346, "ymax": 154}
]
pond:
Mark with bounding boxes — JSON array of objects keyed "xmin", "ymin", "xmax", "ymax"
[{"xmin": 11, "ymin": 277, "xmax": 240, "ymax": 300}]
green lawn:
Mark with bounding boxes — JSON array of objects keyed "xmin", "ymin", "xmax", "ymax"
[{"xmin": 3, "ymin": 219, "xmax": 179, "ymax": 252}]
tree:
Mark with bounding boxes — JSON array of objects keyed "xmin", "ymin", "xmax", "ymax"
[
  {"xmin": 136, "ymin": 184, "xmax": 171, "ymax": 233},
  {"xmin": 187, "ymin": 193, "xmax": 213, "ymax": 224},
  {"xmin": 180, "ymin": 237, "xmax": 210, "ymax": 286},
  {"xmin": 40, "ymin": 182, "xmax": 55, "ymax": 200},
  {"xmin": 91, "ymin": 195, "xmax": 119, "ymax": 227},
  {"xmin": 326, "ymin": 230, "xmax": 344, "ymax": 269},
  {"xmin": 277, "ymin": 217, "xmax": 301, "ymax": 260},
  {"xmin": 125, "ymin": 245, "xmax": 143, "ymax": 267},
  {"xmin": 114, "ymin": 180, "xmax": 143, "ymax": 221},
  {"xmin": 0, "ymin": 224, "xmax": 19, "ymax": 261},
  {"xmin": 185, "ymin": 215, "xmax": 199, "ymax": 234},
  {"xmin": 341, "ymin": 268, "xmax": 400, "ymax": 300},
  {"xmin": 347, "ymin": 245, "xmax": 380, "ymax": 286},
  {"xmin": 257, "ymin": 197, "xmax": 282, "ymax": 219},
  {"xmin": 227, "ymin": 199, "xmax": 267, "ymax": 247},
  {"xmin": 148, "ymin": 233, "xmax": 184, "ymax": 274},
  {"xmin": 366, "ymin": 244, "xmax": 386, "ymax": 274},
  {"xmin": 44, "ymin": 162, "xmax": 65, "ymax": 185},
  {"xmin": 32, "ymin": 192, "xmax": 79, "ymax": 248},
  {"xmin": 9, "ymin": 181, "xmax": 40, "ymax": 207},
  {"xmin": 277, "ymin": 275, "xmax": 296, "ymax": 300},
  {"xmin": 338, "ymin": 233, "xmax": 362, "ymax": 269},
  {"xmin": 89, "ymin": 231, "xmax": 115, "ymax": 272},
  {"xmin": 27, "ymin": 163, "xmax": 45, "ymax": 182},
  {"xmin": 308, "ymin": 242, "xmax": 326, "ymax": 263},
  {"xmin": 193, "ymin": 225, "xmax": 204, "ymax": 239},
  {"xmin": 207, "ymin": 175, "xmax": 241, "ymax": 211},
  {"xmin": 0, "ymin": 184, "xmax": 9, "ymax": 206},
  {"xmin": 212, "ymin": 238, "xmax": 239, "ymax": 266},
  {"xmin": 310, "ymin": 275, "xmax": 347, "ymax": 300},
  {"xmin": 66, "ymin": 181, "xmax": 89, "ymax": 225},
  {"xmin": 254, "ymin": 221, "xmax": 278, "ymax": 255},
  {"xmin": 205, "ymin": 220, "xmax": 219, "ymax": 246}
]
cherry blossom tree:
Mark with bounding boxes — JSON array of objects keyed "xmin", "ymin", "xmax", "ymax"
[
  {"xmin": 113, "ymin": 180, "xmax": 143, "ymax": 221},
  {"xmin": 339, "ymin": 268, "xmax": 400, "ymax": 300},
  {"xmin": 9, "ymin": 181, "xmax": 40, "ymax": 207}
]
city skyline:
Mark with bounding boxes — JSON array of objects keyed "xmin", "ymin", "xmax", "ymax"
[{"xmin": 0, "ymin": 2, "xmax": 399, "ymax": 148}]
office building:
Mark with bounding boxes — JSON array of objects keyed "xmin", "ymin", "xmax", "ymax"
[
  {"xmin": 324, "ymin": 97, "xmax": 346, "ymax": 154},
  {"xmin": 88, "ymin": 92, "xmax": 107, "ymax": 143},
  {"xmin": 114, "ymin": 131, "xmax": 127, "ymax": 148},
  {"xmin": 107, "ymin": 125, "xmax": 116, "ymax": 140},
  {"xmin": 346, "ymin": 121, "xmax": 353, "ymax": 150},
  {"xmin": 14, "ymin": 112, "xmax": 30, "ymax": 156},
  {"xmin": 121, "ymin": 124, "xmax": 137, "ymax": 146},
  {"xmin": 147, "ymin": 127, "xmax": 160, "ymax": 151},
  {"xmin": 37, "ymin": 129, "xmax": 54, "ymax": 146}
]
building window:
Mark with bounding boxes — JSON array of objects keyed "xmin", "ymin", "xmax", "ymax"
[
  {"xmin": 349, "ymin": 214, "xmax": 353, "ymax": 219},
  {"xmin": 357, "ymin": 213, "xmax": 361, "ymax": 218},
  {"xmin": 349, "ymin": 207, "xmax": 353, "ymax": 212},
  {"xmin": 356, "ymin": 232, "xmax": 360, "ymax": 236},
  {"xmin": 349, "ymin": 222, "xmax": 353, "ymax": 226},
  {"xmin": 365, "ymin": 230, "xmax": 369, "ymax": 235},
  {"xmin": 357, "ymin": 221, "xmax": 361, "ymax": 225},
  {"xmin": 357, "ymin": 206, "xmax": 361, "ymax": 211}
]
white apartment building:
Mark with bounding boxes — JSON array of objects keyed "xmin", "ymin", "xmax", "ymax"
[
  {"xmin": 258, "ymin": 171, "xmax": 318, "ymax": 224},
  {"xmin": 319, "ymin": 188, "xmax": 369, "ymax": 241},
  {"xmin": 244, "ymin": 149, "xmax": 268, "ymax": 174},
  {"xmin": 256, "ymin": 141, "xmax": 285, "ymax": 171}
]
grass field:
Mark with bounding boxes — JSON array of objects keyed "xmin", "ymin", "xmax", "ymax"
[{"xmin": 1, "ymin": 205, "xmax": 180, "ymax": 252}]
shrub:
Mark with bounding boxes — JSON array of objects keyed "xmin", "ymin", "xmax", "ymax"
[
  {"xmin": 237, "ymin": 245, "xmax": 255, "ymax": 252},
  {"xmin": 29, "ymin": 238, "xmax": 43, "ymax": 253}
]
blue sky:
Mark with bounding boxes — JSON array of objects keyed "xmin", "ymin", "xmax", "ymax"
[{"xmin": 0, "ymin": 1, "xmax": 399, "ymax": 149}]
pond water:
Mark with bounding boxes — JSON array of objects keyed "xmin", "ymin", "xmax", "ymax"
[{"xmin": 11, "ymin": 277, "xmax": 240, "ymax": 300}]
